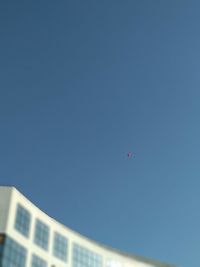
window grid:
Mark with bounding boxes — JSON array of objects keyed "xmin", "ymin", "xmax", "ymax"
[
  {"xmin": 53, "ymin": 232, "xmax": 68, "ymax": 262},
  {"xmin": 31, "ymin": 254, "xmax": 47, "ymax": 267},
  {"xmin": 34, "ymin": 219, "xmax": 49, "ymax": 251},
  {"xmin": 0, "ymin": 236, "xmax": 27, "ymax": 267},
  {"xmin": 73, "ymin": 243, "xmax": 102, "ymax": 267},
  {"xmin": 15, "ymin": 203, "xmax": 31, "ymax": 237}
]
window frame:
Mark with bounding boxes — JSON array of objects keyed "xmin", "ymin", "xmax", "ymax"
[
  {"xmin": 34, "ymin": 219, "xmax": 50, "ymax": 251},
  {"xmin": 53, "ymin": 231, "xmax": 68, "ymax": 262},
  {"xmin": 14, "ymin": 203, "xmax": 31, "ymax": 238}
]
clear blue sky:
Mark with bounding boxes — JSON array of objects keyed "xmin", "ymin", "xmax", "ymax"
[{"xmin": 0, "ymin": 1, "xmax": 199, "ymax": 266}]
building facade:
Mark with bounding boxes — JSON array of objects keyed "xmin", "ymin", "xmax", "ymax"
[{"xmin": 0, "ymin": 186, "xmax": 175, "ymax": 267}]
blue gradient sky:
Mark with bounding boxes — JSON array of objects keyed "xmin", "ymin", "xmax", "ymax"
[{"xmin": 0, "ymin": 1, "xmax": 200, "ymax": 266}]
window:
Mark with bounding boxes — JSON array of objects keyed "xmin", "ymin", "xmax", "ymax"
[
  {"xmin": 31, "ymin": 254, "xmax": 47, "ymax": 267},
  {"xmin": 34, "ymin": 219, "xmax": 49, "ymax": 250},
  {"xmin": 73, "ymin": 243, "xmax": 102, "ymax": 267},
  {"xmin": 53, "ymin": 232, "xmax": 68, "ymax": 262},
  {"xmin": 15, "ymin": 203, "xmax": 31, "ymax": 237},
  {"xmin": 0, "ymin": 236, "xmax": 27, "ymax": 267}
]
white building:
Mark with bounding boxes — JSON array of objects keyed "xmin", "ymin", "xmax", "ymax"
[{"xmin": 0, "ymin": 186, "xmax": 176, "ymax": 267}]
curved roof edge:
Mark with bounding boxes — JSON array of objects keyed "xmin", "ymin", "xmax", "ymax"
[{"xmin": 1, "ymin": 186, "xmax": 178, "ymax": 267}]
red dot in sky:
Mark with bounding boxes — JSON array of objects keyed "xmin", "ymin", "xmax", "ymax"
[{"xmin": 127, "ymin": 152, "xmax": 133, "ymax": 158}]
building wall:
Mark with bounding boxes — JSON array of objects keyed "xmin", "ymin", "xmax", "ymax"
[
  {"xmin": 0, "ymin": 186, "xmax": 174, "ymax": 267},
  {"xmin": 0, "ymin": 186, "xmax": 12, "ymax": 233}
]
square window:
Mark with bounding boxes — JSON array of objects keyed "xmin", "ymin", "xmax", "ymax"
[
  {"xmin": 34, "ymin": 219, "xmax": 49, "ymax": 251},
  {"xmin": 15, "ymin": 204, "xmax": 31, "ymax": 237},
  {"xmin": 32, "ymin": 254, "xmax": 47, "ymax": 267},
  {"xmin": 73, "ymin": 244, "xmax": 102, "ymax": 267},
  {"xmin": 53, "ymin": 232, "xmax": 68, "ymax": 262}
]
